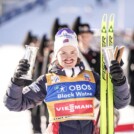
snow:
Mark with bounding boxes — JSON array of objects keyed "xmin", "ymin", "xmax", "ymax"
[{"xmin": 0, "ymin": 46, "xmax": 33, "ymax": 134}]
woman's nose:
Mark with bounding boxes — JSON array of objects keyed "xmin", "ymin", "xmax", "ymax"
[{"xmin": 66, "ymin": 54, "xmax": 72, "ymax": 59}]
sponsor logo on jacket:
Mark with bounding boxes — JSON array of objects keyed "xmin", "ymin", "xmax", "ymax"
[
  {"xmin": 83, "ymin": 73, "xmax": 91, "ymax": 81},
  {"xmin": 54, "ymin": 99, "xmax": 94, "ymax": 116},
  {"xmin": 51, "ymin": 76, "xmax": 60, "ymax": 83}
]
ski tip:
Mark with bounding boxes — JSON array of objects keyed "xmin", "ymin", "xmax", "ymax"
[
  {"xmin": 109, "ymin": 14, "xmax": 115, "ymax": 22},
  {"xmin": 102, "ymin": 14, "xmax": 107, "ymax": 22}
]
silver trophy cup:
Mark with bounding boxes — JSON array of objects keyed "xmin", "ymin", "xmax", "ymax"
[{"xmin": 21, "ymin": 44, "xmax": 39, "ymax": 80}]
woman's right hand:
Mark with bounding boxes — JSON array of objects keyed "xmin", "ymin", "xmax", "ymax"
[{"xmin": 11, "ymin": 59, "xmax": 31, "ymax": 86}]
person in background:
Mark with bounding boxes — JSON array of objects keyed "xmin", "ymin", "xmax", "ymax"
[
  {"xmin": 4, "ymin": 28, "xmax": 130, "ymax": 134},
  {"xmin": 22, "ymin": 31, "xmax": 39, "ymax": 48},
  {"xmin": 22, "ymin": 31, "xmax": 33, "ymax": 47},
  {"xmin": 73, "ymin": 22, "xmax": 100, "ymax": 74},
  {"xmin": 51, "ymin": 17, "xmax": 68, "ymax": 41},
  {"xmin": 32, "ymin": 34, "xmax": 54, "ymax": 134},
  {"xmin": 22, "ymin": 32, "xmax": 42, "ymax": 134},
  {"xmin": 128, "ymin": 31, "xmax": 134, "ymax": 106}
]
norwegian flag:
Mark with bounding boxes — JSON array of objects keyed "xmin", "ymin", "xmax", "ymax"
[
  {"xmin": 84, "ymin": 73, "xmax": 91, "ymax": 81},
  {"xmin": 63, "ymin": 38, "xmax": 69, "ymax": 43}
]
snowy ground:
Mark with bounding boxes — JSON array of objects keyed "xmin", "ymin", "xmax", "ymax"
[
  {"xmin": 0, "ymin": 45, "xmax": 134, "ymax": 134},
  {"xmin": 0, "ymin": 46, "xmax": 33, "ymax": 134}
]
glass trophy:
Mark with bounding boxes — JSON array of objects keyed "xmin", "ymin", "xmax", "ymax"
[
  {"xmin": 102, "ymin": 46, "xmax": 114, "ymax": 72},
  {"xmin": 20, "ymin": 44, "xmax": 39, "ymax": 80},
  {"xmin": 102, "ymin": 46, "xmax": 124, "ymax": 72}
]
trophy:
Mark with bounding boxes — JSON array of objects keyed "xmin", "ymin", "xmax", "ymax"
[
  {"xmin": 102, "ymin": 46, "xmax": 114, "ymax": 72},
  {"xmin": 103, "ymin": 46, "xmax": 125, "ymax": 72},
  {"xmin": 20, "ymin": 44, "xmax": 39, "ymax": 80}
]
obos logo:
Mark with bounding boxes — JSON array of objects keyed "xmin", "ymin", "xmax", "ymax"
[
  {"xmin": 69, "ymin": 84, "xmax": 92, "ymax": 91},
  {"xmin": 54, "ymin": 85, "xmax": 67, "ymax": 93}
]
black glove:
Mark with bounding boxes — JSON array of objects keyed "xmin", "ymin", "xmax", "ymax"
[
  {"xmin": 110, "ymin": 60, "xmax": 126, "ymax": 86},
  {"xmin": 11, "ymin": 59, "xmax": 32, "ymax": 86}
]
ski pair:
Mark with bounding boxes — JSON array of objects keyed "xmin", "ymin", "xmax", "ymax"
[
  {"xmin": 100, "ymin": 14, "xmax": 125, "ymax": 134},
  {"xmin": 100, "ymin": 14, "xmax": 114, "ymax": 134}
]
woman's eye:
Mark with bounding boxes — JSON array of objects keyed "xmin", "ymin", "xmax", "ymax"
[
  {"xmin": 71, "ymin": 51, "xmax": 76, "ymax": 54},
  {"xmin": 61, "ymin": 52, "xmax": 66, "ymax": 55}
]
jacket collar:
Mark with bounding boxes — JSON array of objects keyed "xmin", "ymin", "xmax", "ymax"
[{"xmin": 49, "ymin": 61, "xmax": 85, "ymax": 77}]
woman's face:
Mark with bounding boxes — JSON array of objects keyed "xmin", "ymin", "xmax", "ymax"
[{"xmin": 57, "ymin": 46, "xmax": 78, "ymax": 69}]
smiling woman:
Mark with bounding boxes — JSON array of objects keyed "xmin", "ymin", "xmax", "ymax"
[{"xmin": 4, "ymin": 28, "xmax": 131, "ymax": 134}]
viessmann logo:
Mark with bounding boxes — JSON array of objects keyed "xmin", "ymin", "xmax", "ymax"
[{"xmin": 54, "ymin": 100, "xmax": 94, "ymax": 116}]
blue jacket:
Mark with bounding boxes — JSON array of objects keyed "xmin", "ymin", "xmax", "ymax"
[{"xmin": 4, "ymin": 62, "xmax": 130, "ymax": 134}]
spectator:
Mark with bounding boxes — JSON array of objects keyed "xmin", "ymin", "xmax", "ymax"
[
  {"xmin": 128, "ymin": 31, "xmax": 134, "ymax": 106},
  {"xmin": 73, "ymin": 22, "xmax": 100, "ymax": 74}
]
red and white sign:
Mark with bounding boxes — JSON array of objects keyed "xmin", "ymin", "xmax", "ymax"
[{"xmin": 54, "ymin": 100, "xmax": 94, "ymax": 116}]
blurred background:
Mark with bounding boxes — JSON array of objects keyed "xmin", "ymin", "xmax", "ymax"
[{"xmin": 0, "ymin": 0, "xmax": 134, "ymax": 134}]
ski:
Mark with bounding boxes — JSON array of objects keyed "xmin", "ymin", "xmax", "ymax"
[
  {"xmin": 107, "ymin": 14, "xmax": 114, "ymax": 134},
  {"xmin": 100, "ymin": 14, "xmax": 115, "ymax": 134},
  {"xmin": 100, "ymin": 13, "xmax": 108, "ymax": 134}
]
